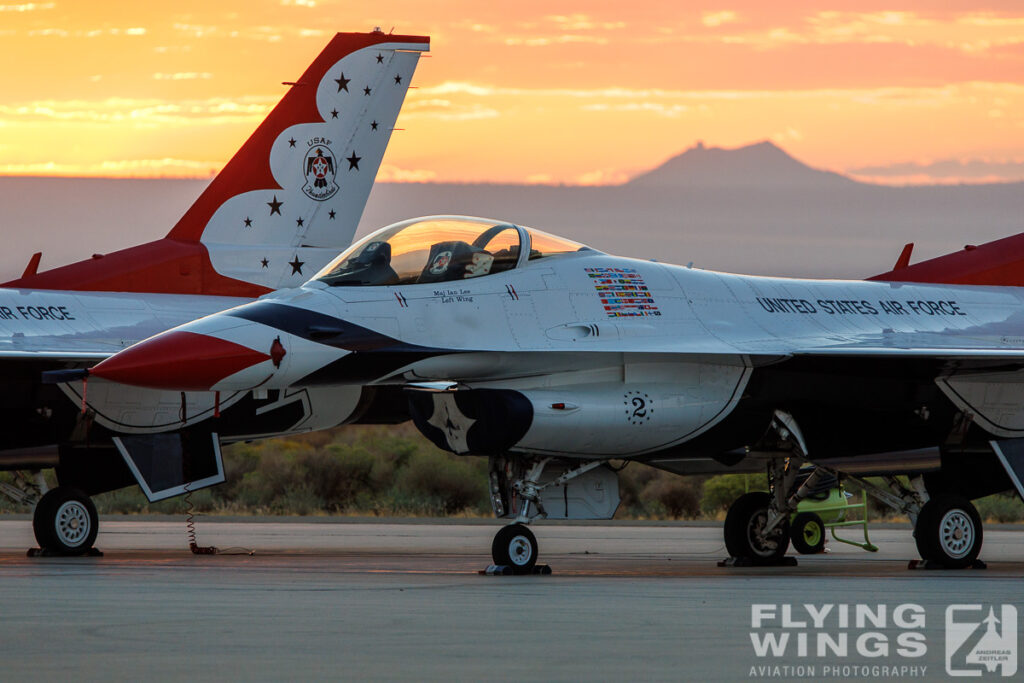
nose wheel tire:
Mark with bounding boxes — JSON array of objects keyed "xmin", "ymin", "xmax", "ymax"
[
  {"xmin": 33, "ymin": 487, "xmax": 99, "ymax": 556},
  {"xmin": 914, "ymin": 494, "xmax": 982, "ymax": 569},
  {"xmin": 492, "ymin": 524, "xmax": 538, "ymax": 574},
  {"xmin": 790, "ymin": 512, "xmax": 826, "ymax": 554},
  {"xmin": 724, "ymin": 491, "xmax": 790, "ymax": 561}
]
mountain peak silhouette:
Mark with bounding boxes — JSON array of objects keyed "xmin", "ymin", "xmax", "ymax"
[{"xmin": 627, "ymin": 140, "xmax": 856, "ymax": 188}]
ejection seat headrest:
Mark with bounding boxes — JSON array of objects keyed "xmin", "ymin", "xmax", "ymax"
[{"xmin": 418, "ymin": 241, "xmax": 476, "ymax": 283}]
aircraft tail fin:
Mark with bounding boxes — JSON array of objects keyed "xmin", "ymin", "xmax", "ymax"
[
  {"xmin": 870, "ymin": 233, "xmax": 1024, "ymax": 286},
  {"xmin": 5, "ymin": 31, "xmax": 429, "ymax": 296}
]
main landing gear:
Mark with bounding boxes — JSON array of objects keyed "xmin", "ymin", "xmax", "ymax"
[
  {"xmin": 1, "ymin": 473, "xmax": 100, "ymax": 556},
  {"xmin": 32, "ymin": 487, "xmax": 99, "ymax": 556},
  {"xmin": 913, "ymin": 494, "xmax": 983, "ymax": 569},
  {"xmin": 724, "ymin": 491, "xmax": 789, "ymax": 562},
  {"xmin": 722, "ymin": 456, "xmax": 985, "ymax": 569}
]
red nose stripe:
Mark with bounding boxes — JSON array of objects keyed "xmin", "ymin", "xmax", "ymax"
[{"xmin": 90, "ymin": 331, "xmax": 272, "ymax": 391}]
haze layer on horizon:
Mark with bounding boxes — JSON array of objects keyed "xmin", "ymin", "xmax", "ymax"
[{"xmin": 0, "ymin": 1, "xmax": 1022, "ymax": 185}]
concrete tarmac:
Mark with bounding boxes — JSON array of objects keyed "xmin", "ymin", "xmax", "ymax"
[{"xmin": 0, "ymin": 517, "xmax": 1022, "ymax": 681}]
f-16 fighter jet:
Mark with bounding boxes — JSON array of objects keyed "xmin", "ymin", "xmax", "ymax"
[{"xmin": 87, "ymin": 214, "xmax": 1024, "ymax": 571}]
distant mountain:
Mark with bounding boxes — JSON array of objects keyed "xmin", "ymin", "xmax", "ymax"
[
  {"xmin": 4, "ymin": 141, "xmax": 1024, "ymax": 282},
  {"xmin": 627, "ymin": 140, "xmax": 856, "ymax": 189}
]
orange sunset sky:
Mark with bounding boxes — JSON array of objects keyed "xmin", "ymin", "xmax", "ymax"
[{"xmin": 0, "ymin": 0, "xmax": 1022, "ymax": 185}]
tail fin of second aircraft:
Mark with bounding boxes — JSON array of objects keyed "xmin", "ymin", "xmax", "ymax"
[
  {"xmin": 5, "ymin": 31, "xmax": 429, "ymax": 296},
  {"xmin": 870, "ymin": 232, "xmax": 1024, "ymax": 286}
]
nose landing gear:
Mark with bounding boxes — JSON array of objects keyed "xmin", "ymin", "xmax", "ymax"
[
  {"xmin": 486, "ymin": 455, "xmax": 617, "ymax": 575},
  {"xmin": 491, "ymin": 523, "xmax": 538, "ymax": 572}
]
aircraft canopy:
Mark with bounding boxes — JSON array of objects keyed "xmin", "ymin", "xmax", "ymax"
[{"xmin": 315, "ymin": 215, "xmax": 590, "ymax": 287}]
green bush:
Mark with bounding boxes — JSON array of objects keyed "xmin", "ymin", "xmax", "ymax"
[
  {"xmin": 974, "ymin": 493, "xmax": 1024, "ymax": 523},
  {"xmin": 700, "ymin": 473, "xmax": 768, "ymax": 516},
  {"xmin": 395, "ymin": 451, "xmax": 488, "ymax": 515},
  {"xmin": 641, "ymin": 477, "xmax": 701, "ymax": 519},
  {"xmin": 270, "ymin": 484, "xmax": 324, "ymax": 516}
]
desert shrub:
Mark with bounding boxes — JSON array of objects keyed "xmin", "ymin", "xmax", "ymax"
[
  {"xmin": 700, "ymin": 473, "xmax": 768, "ymax": 516},
  {"xmin": 303, "ymin": 445, "xmax": 376, "ymax": 510},
  {"xmin": 617, "ymin": 463, "xmax": 661, "ymax": 514},
  {"xmin": 395, "ymin": 451, "xmax": 488, "ymax": 514},
  {"xmin": 641, "ymin": 476, "xmax": 701, "ymax": 519},
  {"xmin": 94, "ymin": 485, "xmax": 151, "ymax": 514},
  {"xmin": 270, "ymin": 484, "xmax": 324, "ymax": 516},
  {"xmin": 974, "ymin": 493, "xmax": 1024, "ymax": 523}
]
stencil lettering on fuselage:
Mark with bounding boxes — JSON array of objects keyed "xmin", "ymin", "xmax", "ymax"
[{"xmin": 586, "ymin": 267, "xmax": 661, "ymax": 318}]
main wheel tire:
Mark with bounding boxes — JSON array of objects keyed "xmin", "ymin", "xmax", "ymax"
[
  {"xmin": 914, "ymin": 495, "xmax": 982, "ymax": 568},
  {"xmin": 33, "ymin": 487, "xmax": 98, "ymax": 556},
  {"xmin": 491, "ymin": 524, "xmax": 538, "ymax": 574},
  {"xmin": 724, "ymin": 491, "xmax": 790, "ymax": 561},
  {"xmin": 790, "ymin": 512, "xmax": 826, "ymax": 554}
]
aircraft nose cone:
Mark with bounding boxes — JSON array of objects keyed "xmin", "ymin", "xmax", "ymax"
[{"xmin": 90, "ymin": 330, "xmax": 272, "ymax": 391}]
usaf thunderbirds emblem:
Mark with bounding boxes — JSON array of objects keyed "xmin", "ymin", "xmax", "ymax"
[
  {"xmin": 302, "ymin": 140, "xmax": 339, "ymax": 201},
  {"xmin": 430, "ymin": 250, "xmax": 453, "ymax": 275}
]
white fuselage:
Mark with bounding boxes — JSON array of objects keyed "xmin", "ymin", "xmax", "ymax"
[{"xmin": 146, "ymin": 247, "xmax": 1024, "ymax": 459}]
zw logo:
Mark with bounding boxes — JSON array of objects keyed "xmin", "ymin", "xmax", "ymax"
[
  {"xmin": 946, "ymin": 605, "xmax": 1018, "ymax": 677},
  {"xmin": 623, "ymin": 391, "xmax": 652, "ymax": 425}
]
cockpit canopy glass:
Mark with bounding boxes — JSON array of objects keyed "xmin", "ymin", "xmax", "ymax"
[
  {"xmin": 314, "ymin": 216, "xmax": 594, "ymax": 287},
  {"xmin": 526, "ymin": 228, "xmax": 588, "ymax": 260},
  {"xmin": 316, "ymin": 217, "xmax": 523, "ymax": 286}
]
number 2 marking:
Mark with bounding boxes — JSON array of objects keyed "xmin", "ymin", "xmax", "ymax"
[{"xmin": 631, "ymin": 396, "xmax": 647, "ymax": 419}]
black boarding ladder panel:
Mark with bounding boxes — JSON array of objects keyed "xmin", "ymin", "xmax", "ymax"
[
  {"xmin": 990, "ymin": 439, "xmax": 1024, "ymax": 501},
  {"xmin": 112, "ymin": 432, "xmax": 225, "ymax": 502}
]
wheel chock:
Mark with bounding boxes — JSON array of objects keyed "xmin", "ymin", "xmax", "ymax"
[
  {"xmin": 480, "ymin": 564, "xmax": 552, "ymax": 576},
  {"xmin": 907, "ymin": 558, "xmax": 987, "ymax": 570},
  {"xmin": 27, "ymin": 547, "xmax": 104, "ymax": 558},
  {"xmin": 718, "ymin": 556, "xmax": 798, "ymax": 567}
]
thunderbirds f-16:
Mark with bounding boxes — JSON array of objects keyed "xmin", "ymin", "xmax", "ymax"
[
  {"xmin": 83, "ymin": 205, "xmax": 1024, "ymax": 571},
  {"xmin": 9, "ymin": 30, "xmax": 1024, "ymax": 574},
  {"xmin": 0, "ymin": 30, "xmax": 429, "ymax": 553}
]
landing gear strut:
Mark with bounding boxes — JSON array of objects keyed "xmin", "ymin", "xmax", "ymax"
[
  {"xmin": 487, "ymin": 455, "xmax": 612, "ymax": 573},
  {"xmin": 32, "ymin": 486, "xmax": 99, "ymax": 556},
  {"xmin": 489, "ymin": 457, "xmax": 550, "ymax": 573}
]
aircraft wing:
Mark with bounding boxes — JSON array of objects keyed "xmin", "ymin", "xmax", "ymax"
[
  {"xmin": 0, "ymin": 338, "xmax": 118, "ymax": 361},
  {"xmin": 780, "ymin": 326, "xmax": 1024, "ymax": 356}
]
